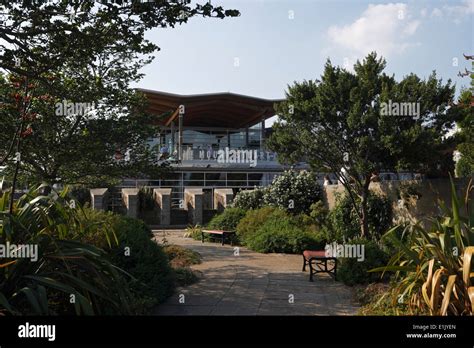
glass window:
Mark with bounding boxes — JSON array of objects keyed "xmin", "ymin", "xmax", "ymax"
[
  {"xmin": 183, "ymin": 172, "xmax": 204, "ymax": 186},
  {"xmin": 248, "ymin": 173, "xmax": 263, "ymax": 186}
]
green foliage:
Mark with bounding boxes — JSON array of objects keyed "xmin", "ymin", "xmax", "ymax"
[
  {"xmin": 245, "ymin": 217, "xmax": 326, "ymax": 254},
  {"xmin": 105, "ymin": 216, "xmax": 175, "ymax": 312},
  {"xmin": 236, "ymin": 206, "xmax": 288, "ymax": 242},
  {"xmin": 329, "ymin": 192, "xmax": 392, "ymax": 242},
  {"xmin": 267, "ymin": 52, "xmax": 458, "ymax": 235},
  {"xmin": 396, "ymin": 181, "xmax": 423, "ymax": 201},
  {"xmin": 57, "ymin": 205, "xmax": 176, "ymax": 313},
  {"xmin": 0, "ymin": 2, "xmax": 238, "ymax": 185},
  {"xmin": 163, "ymin": 245, "xmax": 201, "ymax": 287},
  {"xmin": 69, "ymin": 185, "xmax": 92, "ymax": 207},
  {"xmin": 456, "ymin": 156, "xmax": 474, "ymax": 177},
  {"xmin": 0, "ymin": 185, "xmax": 134, "ymax": 315},
  {"xmin": 235, "ymin": 206, "xmax": 328, "ymax": 253},
  {"xmin": 337, "ymin": 238, "xmax": 389, "ymax": 286},
  {"xmin": 206, "ymin": 207, "xmax": 246, "ymax": 231},
  {"xmin": 232, "ymin": 187, "xmax": 267, "ymax": 210},
  {"xmin": 454, "ymin": 88, "xmax": 474, "ymax": 178},
  {"xmin": 263, "ymin": 170, "xmax": 323, "ymax": 214},
  {"xmin": 372, "ymin": 178, "xmax": 474, "ymax": 315},
  {"xmin": 356, "ymin": 283, "xmax": 428, "ymax": 315},
  {"xmin": 307, "ymin": 201, "xmax": 330, "ymax": 226},
  {"xmin": 185, "ymin": 224, "xmax": 203, "ymax": 240},
  {"xmin": 163, "ymin": 245, "xmax": 202, "ymax": 269},
  {"xmin": 138, "ymin": 186, "xmax": 155, "ymax": 211}
]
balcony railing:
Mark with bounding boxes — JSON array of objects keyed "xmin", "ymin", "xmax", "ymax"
[{"xmin": 170, "ymin": 145, "xmax": 279, "ymax": 164}]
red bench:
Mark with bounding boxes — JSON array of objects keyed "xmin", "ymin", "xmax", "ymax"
[
  {"xmin": 302, "ymin": 250, "xmax": 337, "ymax": 281},
  {"xmin": 201, "ymin": 230, "xmax": 236, "ymax": 246}
]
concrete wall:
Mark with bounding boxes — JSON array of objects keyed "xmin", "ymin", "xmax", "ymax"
[
  {"xmin": 153, "ymin": 188, "xmax": 172, "ymax": 226},
  {"xmin": 184, "ymin": 188, "xmax": 203, "ymax": 225},
  {"xmin": 90, "ymin": 188, "xmax": 108, "ymax": 211},
  {"xmin": 323, "ymin": 178, "xmax": 473, "ymax": 224},
  {"xmin": 214, "ymin": 188, "xmax": 234, "ymax": 212},
  {"xmin": 122, "ymin": 188, "xmax": 139, "ymax": 218}
]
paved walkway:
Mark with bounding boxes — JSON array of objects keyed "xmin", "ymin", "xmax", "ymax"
[{"xmin": 153, "ymin": 230, "xmax": 359, "ymax": 316}]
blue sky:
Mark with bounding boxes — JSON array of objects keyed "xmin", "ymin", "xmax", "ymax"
[{"xmin": 134, "ymin": 0, "xmax": 473, "ymax": 101}]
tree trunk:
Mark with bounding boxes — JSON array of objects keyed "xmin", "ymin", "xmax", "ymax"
[{"xmin": 359, "ymin": 175, "xmax": 371, "ymax": 238}]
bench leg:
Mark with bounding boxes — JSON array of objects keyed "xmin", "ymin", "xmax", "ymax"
[
  {"xmin": 308, "ymin": 259, "xmax": 314, "ymax": 282},
  {"xmin": 222, "ymin": 234, "xmax": 225, "ymax": 246},
  {"xmin": 201, "ymin": 232, "xmax": 204, "ymax": 243},
  {"xmin": 302, "ymin": 255, "xmax": 307, "ymax": 272}
]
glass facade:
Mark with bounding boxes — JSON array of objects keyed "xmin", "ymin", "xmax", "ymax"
[
  {"xmin": 136, "ymin": 123, "xmax": 279, "ymax": 206},
  {"xmin": 156, "ymin": 124, "xmax": 263, "ymax": 152}
]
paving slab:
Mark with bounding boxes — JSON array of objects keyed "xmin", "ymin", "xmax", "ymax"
[{"xmin": 153, "ymin": 230, "xmax": 359, "ymax": 316}]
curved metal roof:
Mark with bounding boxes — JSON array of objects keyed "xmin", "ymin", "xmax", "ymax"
[{"xmin": 136, "ymin": 88, "xmax": 282, "ymax": 128}]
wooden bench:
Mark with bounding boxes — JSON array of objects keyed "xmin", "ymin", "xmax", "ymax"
[
  {"xmin": 302, "ymin": 250, "xmax": 337, "ymax": 281},
  {"xmin": 201, "ymin": 230, "xmax": 236, "ymax": 246}
]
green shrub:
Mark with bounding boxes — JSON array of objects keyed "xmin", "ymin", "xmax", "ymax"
[
  {"xmin": 74, "ymin": 209, "xmax": 175, "ymax": 313},
  {"xmin": 107, "ymin": 216, "xmax": 175, "ymax": 311},
  {"xmin": 236, "ymin": 206, "xmax": 288, "ymax": 242},
  {"xmin": 329, "ymin": 192, "xmax": 392, "ymax": 242},
  {"xmin": 163, "ymin": 244, "xmax": 201, "ymax": 268},
  {"xmin": 206, "ymin": 207, "xmax": 246, "ymax": 231},
  {"xmin": 374, "ymin": 178, "xmax": 474, "ymax": 315},
  {"xmin": 138, "ymin": 186, "xmax": 155, "ymax": 211},
  {"xmin": 356, "ymin": 282, "xmax": 429, "ymax": 315},
  {"xmin": 232, "ymin": 187, "xmax": 267, "ymax": 210},
  {"xmin": 307, "ymin": 201, "xmax": 330, "ymax": 227},
  {"xmin": 336, "ymin": 238, "xmax": 389, "ymax": 286},
  {"xmin": 245, "ymin": 217, "xmax": 326, "ymax": 254},
  {"xmin": 0, "ymin": 186, "xmax": 133, "ymax": 315},
  {"xmin": 69, "ymin": 185, "xmax": 91, "ymax": 206},
  {"xmin": 163, "ymin": 245, "xmax": 201, "ymax": 287},
  {"xmin": 263, "ymin": 170, "xmax": 322, "ymax": 214},
  {"xmin": 185, "ymin": 224, "xmax": 203, "ymax": 241},
  {"xmin": 455, "ymin": 156, "xmax": 474, "ymax": 177}
]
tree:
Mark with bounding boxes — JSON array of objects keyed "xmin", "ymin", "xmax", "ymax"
[
  {"xmin": 267, "ymin": 52, "xmax": 457, "ymax": 237},
  {"xmin": 0, "ymin": 74, "xmax": 164, "ymax": 186},
  {"xmin": 0, "ymin": 1, "xmax": 239, "ymax": 189},
  {"xmin": 454, "ymin": 54, "xmax": 474, "ymax": 177}
]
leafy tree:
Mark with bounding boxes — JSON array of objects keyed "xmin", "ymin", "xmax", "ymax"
[
  {"xmin": 454, "ymin": 54, "xmax": 474, "ymax": 177},
  {"xmin": 267, "ymin": 52, "xmax": 457, "ymax": 237},
  {"xmin": 0, "ymin": 1, "xmax": 239, "ymax": 189}
]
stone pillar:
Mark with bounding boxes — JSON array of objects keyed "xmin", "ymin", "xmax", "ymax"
[
  {"xmin": 214, "ymin": 188, "xmax": 234, "ymax": 212},
  {"xmin": 90, "ymin": 188, "xmax": 108, "ymax": 211},
  {"xmin": 184, "ymin": 188, "xmax": 203, "ymax": 225},
  {"xmin": 122, "ymin": 188, "xmax": 139, "ymax": 218},
  {"xmin": 154, "ymin": 188, "xmax": 172, "ymax": 226}
]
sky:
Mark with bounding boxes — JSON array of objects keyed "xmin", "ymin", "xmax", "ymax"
[{"xmin": 133, "ymin": 0, "xmax": 473, "ymax": 103}]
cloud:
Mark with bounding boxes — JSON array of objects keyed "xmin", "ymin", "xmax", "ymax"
[
  {"xmin": 431, "ymin": 8, "xmax": 443, "ymax": 18},
  {"xmin": 326, "ymin": 3, "xmax": 420, "ymax": 61},
  {"xmin": 430, "ymin": 0, "xmax": 473, "ymax": 22}
]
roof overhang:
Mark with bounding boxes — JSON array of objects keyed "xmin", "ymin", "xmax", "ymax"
[{"xmin": 136, "ymin": 88, "xmax": 283, "ymax": 129}]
